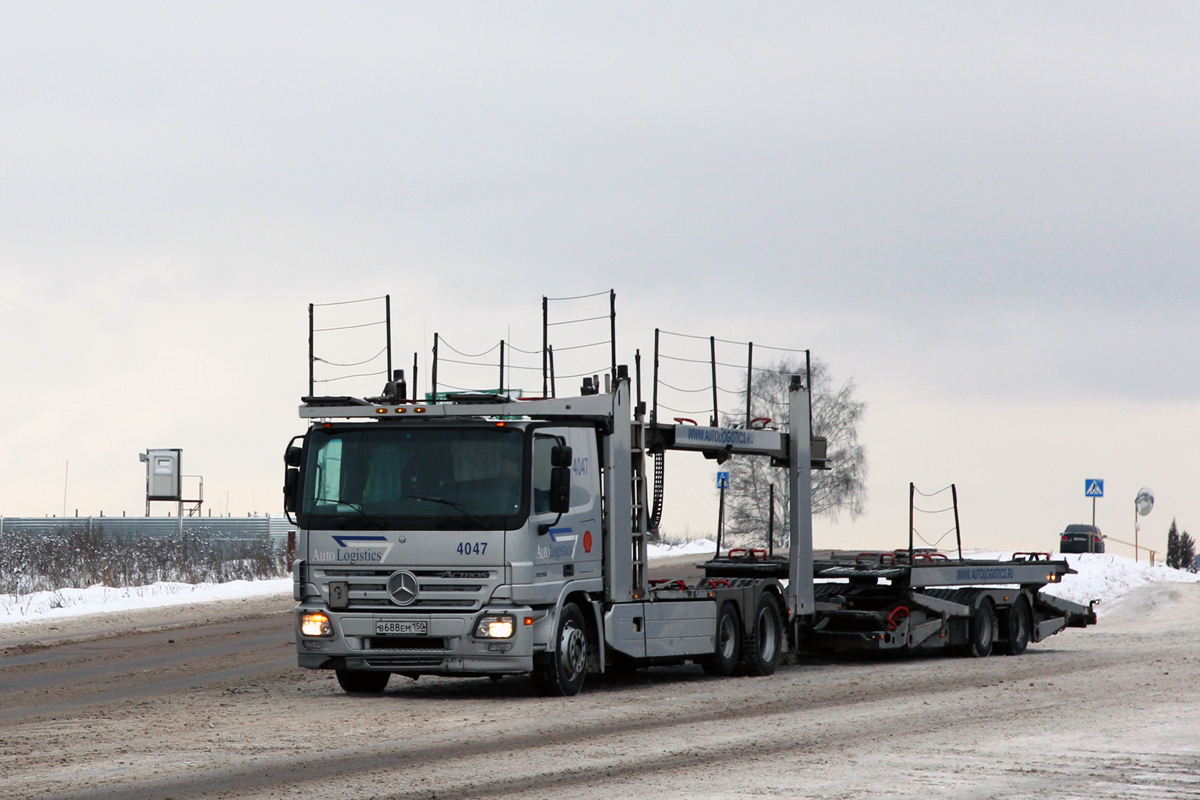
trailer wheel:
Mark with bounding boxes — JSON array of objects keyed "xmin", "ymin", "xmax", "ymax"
[
  {"xmin": 955, "ymin": 596, "xmax": 996, "ymax": 658},
  {"xmin": 532, "ymin": 602, "xmax": 588, "ymax": 697},
  {"xmin": 999, "ymin": 595, "xmax": 1032, "ymax": 656},
  {"xmin": 700, "ymin": 601, "xmax": 741, "ymax": 676},
  {"xmin": 739, "ymin": 593, "xmax": 783, "ymax": 676},
  {"xmin": 335, "ymin": 669, "xmax": 391, "ymax": 694}
]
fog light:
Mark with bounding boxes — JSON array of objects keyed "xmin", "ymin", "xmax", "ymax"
[
  {"xmin": 475, "ymin": 614, "xmax": 515, "ymax": 639},
  {"xmin": 300, "ymin": 611, "xmax": 333, "ymax": 637}
]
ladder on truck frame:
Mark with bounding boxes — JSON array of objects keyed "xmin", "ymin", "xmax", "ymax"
[{"xmin": 629, "ymin": 415, "xmax": 649, "ymax": 600}]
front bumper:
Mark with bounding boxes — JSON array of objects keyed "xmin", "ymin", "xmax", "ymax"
[{"xmin": 295, "ymin": 604, "xmax": 537, "ymax": 674}]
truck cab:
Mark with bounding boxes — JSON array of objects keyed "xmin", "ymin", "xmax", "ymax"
[{"xmin": 291, "ymin": 414, "xmax": 605, "ymax": 693}]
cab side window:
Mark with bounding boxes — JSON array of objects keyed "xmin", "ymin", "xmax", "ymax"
[{"xmin": 532, "ymin": 435, "xmax": 555, "ymax": 514}]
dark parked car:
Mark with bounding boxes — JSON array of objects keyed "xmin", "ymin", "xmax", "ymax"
[{"xmin": 1060, "ymin": 524, "xmax": 1105, "ymax": 554}]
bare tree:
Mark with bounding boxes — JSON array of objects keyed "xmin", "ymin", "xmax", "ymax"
[{"xmin": 721, "ymin": 357, "xmax": 867, "ymax": 547}]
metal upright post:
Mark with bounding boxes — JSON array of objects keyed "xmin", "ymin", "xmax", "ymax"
[
  {"xmin": 385, "ymin": 295, "xmax": 392, "ymax": 380},
  {"xmin": 710, "ymin": 336, "xmax": 719, "ymax": 426},
  {"xmin": 635, "ymin": 350, "xmax": 642, "ymax": 410},
  {"xmin": 909, "ymin": 482, "xmax": 915, "ymax": 561},
  {"xmin": 610, "ymin": 290, "xmax": 617, "ymax": 383},
  {"xmin": 542, "ymin": 296, "xmax": 549, "ymax": 398},
  {"xmin": 548, "ymin": 345, "xmax": 557, "ymax": 397},
  {"xmin": 806, "ymin": 350, "xmax": 813, "ymax": 440},
  {"xmin": 499, "ymin": 340, "xmax": 505, "ymax": 394},
  {"xmin": 715, "ymin": 484, "xmax": 725, "ymax": 558},
  {"xmin": 412, "ymin": 352, "xmax": 419, "ymax": 401},
  {"xmin": 431, "ymin": 333, "xmax": 439, "ymax": 401},
  {"xmin": 786, "ymin": 375, "xmax": 815, "ymax": 621},
  {"xmin": 745, "ymin": 341, "xmax": 753, "ymax": 427},
  {"xmin": 952, "ymin": 483, "xmax": 963, "ymax": 560},
  {"xmin": 768, "ymin": 482, "xmax": 775, "ymax": 558},
  {"xmin": 308, "ymin": 303, "xmax": 315, "ymax": 396},
  {"xmin": 652, "ymin": 329, "xmax": 660, "ymax": 428},
  {"xmin": 1128, "ymin": 501, "xmax": 1137, "ymax": 563}
]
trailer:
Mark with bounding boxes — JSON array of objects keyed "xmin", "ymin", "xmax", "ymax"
[{"xmin": 286, "ymin": 309, "xmax": 1095, "ymax": 695}]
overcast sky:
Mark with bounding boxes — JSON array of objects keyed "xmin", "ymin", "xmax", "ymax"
[{"xmin": 2, "ymin": 3, "xmax": 1197, "ymax": 555}]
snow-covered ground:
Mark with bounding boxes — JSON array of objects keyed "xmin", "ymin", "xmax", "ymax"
[
  {"xmin": 1031, "ymin": 552, "xmax": 1200, "ymax": 613},
  {"xmin": 0, "ymin": 578, "xmax": 293, "ymax": 624},
  {"xmin": 3, "ymin": 541, "xmax": 1193, "ymax": 625}
]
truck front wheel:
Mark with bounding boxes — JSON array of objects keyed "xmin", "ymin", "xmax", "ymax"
[
  {"xmin": 532, "ymin": 602, "xmax": 588, "ymax": 697},
  {"xmin": 335, "ymin": 668, "xmax": 391, "ymax": 694}
]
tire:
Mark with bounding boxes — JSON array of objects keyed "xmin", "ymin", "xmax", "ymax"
[
  {"xmin": 700, "ymin": 601, "xmax": 741, "ymax": 676},
  {"xmin": 738, "ymin": 592, "xmax": 783, "ymax": 676},
  {"xmin": 999, "ymin": 595, "xmax": 1032, "ymax": 656},
  {"xmin": 532, "ymin": 603, "xmax": 588, "ymax": 697},
  {"xmin": 335, "ymin": 668, "xmax": 391, "ymax": 694},
  {"xmin": 954, "ymin": 596, "xmax": 996, "ymax": 658}
]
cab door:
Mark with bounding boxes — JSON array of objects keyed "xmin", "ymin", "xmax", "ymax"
[{"xmin": 508, "ymin": 426, "xmax": 601, "ymax": 603}]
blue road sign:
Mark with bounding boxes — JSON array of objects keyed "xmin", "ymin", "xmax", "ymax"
[
  {"xmin": 1085, "ymin": 479, "xmax": 1104, "ymax": 498},
  {"xmin": 716, "ymin": 471, "xmax": 730, "ymax": 490}
]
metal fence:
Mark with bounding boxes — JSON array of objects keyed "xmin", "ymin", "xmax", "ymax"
[{"xmin": 0, "ymin": 515, "xmax": 297, "ymax": 544}]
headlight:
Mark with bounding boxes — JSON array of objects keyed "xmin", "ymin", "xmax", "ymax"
[
  {"xmin": 300, "ymin": 611, "xmax": 333, "ymax": 637},
  {"xmin": 475, "ymin": 614, "xmax": 515, "ymax": 639}
]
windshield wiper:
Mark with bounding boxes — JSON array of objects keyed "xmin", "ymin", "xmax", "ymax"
[
  {"xmin": 408, "ymin": 496, "xmax": 493, "ymax": 530},
  {"xmin": 313, "ymin": 497, "xmax": 385, "ymax": 529}
]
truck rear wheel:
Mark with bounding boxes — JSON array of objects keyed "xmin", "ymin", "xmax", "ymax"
[
  {"xmin": 999, "ymin": 595, "xmax": 1032, "ymax": 656},
  {"xmin": 532, "ymin": 602, "xmax": 588, "ymax": 697},
  {"xmin": 335, "ymin": 668, "xmax": 391, "ymax": 694},
  {"xmin": 700, "ymin": 601, "xmax": 741, "ymax": 676},
  {"xmin": 954, "ymin": 596, "xmax": 996, "ymax": 658},
  {"xmin": 739, "ymin": 593, "xmax": 783, "ymax": 676}
]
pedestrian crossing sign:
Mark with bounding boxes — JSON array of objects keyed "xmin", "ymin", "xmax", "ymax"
[
  {"xmin": 716, "ymin": 471, "xmax": 729, "ymax": 490},
  {"xmin": 1085, "ymin": 479, "xmax": 1104, "ymax": 498}
]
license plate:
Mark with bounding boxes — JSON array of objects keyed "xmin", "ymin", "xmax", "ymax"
[{"xmin": 375, "ymin": 620, "xmax": 428, "ymax": 636}]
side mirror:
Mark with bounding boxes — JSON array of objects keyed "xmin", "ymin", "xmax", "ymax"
[
  {"xmin": 549, "ymin": 444, "xmax": 572, "ymax": 514},
  {"xmin": 285, "ymin": 446, "xmax": 303, "ymax": 468},
  {"xmin": 551, "ymin": 444, "xmax": 573, "ymax": 468},
  {"xmin": 284, "ymin": 467, "xmax": 300, "ymax": 513}
]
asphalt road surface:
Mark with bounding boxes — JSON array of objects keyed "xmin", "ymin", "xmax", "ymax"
[{"xmin": 3, "ymin": 569, "xmax": 1199, "ymax": 799}]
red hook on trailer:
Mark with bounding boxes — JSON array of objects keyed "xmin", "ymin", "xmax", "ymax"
[
  {"xmin": 750, "ymin": 417, "xmax": 773, "ymax": 430},
  {"xmin": 885, "ymin": 606, "xmax": 910, "ymax": 631},
  {"xmin": 704, "ymin": 578, "xmax": 732, "ymax": 588},
  {"xmin": 674, "ymin": 417, "xmax": 697, "ymax": 426}
]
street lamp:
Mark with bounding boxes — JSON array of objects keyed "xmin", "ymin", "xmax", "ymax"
[{"xmin": 1134, "ymin": 486, "xmax": 1154, "ymax": 562}]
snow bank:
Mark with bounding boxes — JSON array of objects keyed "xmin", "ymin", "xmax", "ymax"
[
  {"xmin": 965, "ymin": 550, "xmax": 1200, "ymax": 612},
  {"xmin": 646, "ymin": 538, "xmax": 717, "ymax": 559},
  {"xmin": 0, "ymin": 578, "xmax": 292, "ymax": 624}
]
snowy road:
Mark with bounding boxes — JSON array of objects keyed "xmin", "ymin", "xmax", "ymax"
[{"xmin": 3, "ymin": 578, "xmax": 1199, "ymax": 799}]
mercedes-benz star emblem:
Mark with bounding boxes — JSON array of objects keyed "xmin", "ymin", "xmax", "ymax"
[{"xmin": 387, "ymin": 570, "xmax": 419, "ymax": 606}]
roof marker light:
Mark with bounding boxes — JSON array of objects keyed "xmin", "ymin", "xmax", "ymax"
[
  {"xmin": 414, "ymin": 407, "xmax": 426, "ymax": 413},
  {"xmin": 496, "ymin": 421, "xmax": 506, "ymax": 427},
  {"xmin": 395, "ymin": 407, "xmax": 406, "ymax": 414},
  {"xmin": 375, "ymin": 408, "xmax": 387, "ymax": 414}
]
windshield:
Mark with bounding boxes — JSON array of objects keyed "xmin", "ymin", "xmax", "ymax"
[{"xmin": 301, "ymin": 426, "xmax": 525, "ymax": 530}]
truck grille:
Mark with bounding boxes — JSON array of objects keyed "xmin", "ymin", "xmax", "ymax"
[{"xmin": 315, "ymin": 566, "xmax": 499, "ymax": 611}]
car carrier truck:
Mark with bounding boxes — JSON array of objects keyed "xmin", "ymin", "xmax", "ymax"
[{"xmin": 286, "ymin": 339, "xmax": 1095, "ymax": 696}]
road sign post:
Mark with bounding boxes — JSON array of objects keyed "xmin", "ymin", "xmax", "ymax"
[
  {"xmin": 715, "ymin": 471, "xmax": 729, "ymax": 558},
  {"xmin": 1085, "ymin": 479, "xmax": 1104, "ymax": 528}
]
